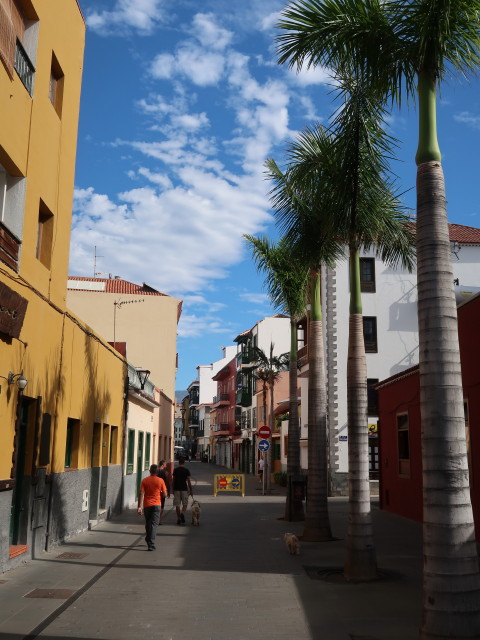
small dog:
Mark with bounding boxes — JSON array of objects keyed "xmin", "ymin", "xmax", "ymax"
[
  {"xmin": 284, "ymin": 532, "xmax": 300, "ymax": 555},
  {"xmin": 191, "ymin": 500, "xmax": 201, "ymax": 526}
]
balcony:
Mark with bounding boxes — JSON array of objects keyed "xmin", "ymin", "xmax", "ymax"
[
  {"xmin": 236, "ymin": 388, "xmax": 252, "ymax": 408},
  {"xmin": 0, "ymin": 222, "xmax": 21, "ymax": 271},
  {"xmin": 212, "ymin": 423, "xmax": 230, "ymax": 433},
  {"xmin": 15, "ymin": 40, "xmax": 35, "ymax": 96},
  {"xmin": 212, "ymin": 392, "xmax": 230, "ymax": 407},
  {"xmin": 236, "ymin": 348, "xmax": 255, "ymax": 368},
  {"xmin": 297, "ymin": 344, "xmax": 308, "ymax": 369}
]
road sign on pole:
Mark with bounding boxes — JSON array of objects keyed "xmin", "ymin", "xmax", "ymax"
[
  {"xmin": 258, "ymin": 439, "xmax": 270, "ymax": 452},
  {"xmin": 258, "ymin": 425, "xmax": 272, "ymax": 439}
]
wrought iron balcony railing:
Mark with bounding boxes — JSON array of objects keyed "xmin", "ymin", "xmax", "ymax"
[{"xmin": 15, "ymin": 39, "xmax": 35, "ymax": 96}]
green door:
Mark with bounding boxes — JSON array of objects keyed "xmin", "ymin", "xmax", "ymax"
[
  {"xmin": 10, "ymin": 399, "xmax": 30, "ymax": 544},
  {"xmin": 136, "ymin": 431, "xmax": 144, "ymax": 498}
]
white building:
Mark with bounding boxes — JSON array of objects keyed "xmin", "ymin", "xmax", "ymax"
[
  {"xmin": 187, "ymin": 346, "xmax": 237, "ymax": 458},
  {"xmin": 234, "ymin": 314, "xmax": 291, "ymax": 473},
  {"xmin": 298, "ymin": 223, "xmax": 480, "ymax": 494}
]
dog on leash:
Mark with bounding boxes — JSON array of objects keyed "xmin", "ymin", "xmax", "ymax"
[
  {"xmin": 191, "ymin": 500, "xmax": 201, "ymax": 526},
  {"xmin": 284, "ymin": 532, "xmax": 300, "ymax": 555}
]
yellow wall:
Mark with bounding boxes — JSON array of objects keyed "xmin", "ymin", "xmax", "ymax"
[
  {"xmin": 66, "ymin": 290, "xmax": 181, "ymax": 400},
  {"xmin": 0, "ymin": 0, "xmax": 127, "ymax": 482},
  {"xmin": 0, "ymin": 273, "xmax": 126, "ymax": 479},
  {"xmin": 0, "ymin": 0, "xmax": 85, "ymax": 307}
]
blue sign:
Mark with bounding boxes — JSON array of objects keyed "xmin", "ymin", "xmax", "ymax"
[
  {"xmin": 232, "ymin": 477, "xmax": 240, "ymax": 488},
  {"xmin": 258, "ymin": 439, "xmax": 270, "ymax": 452}
]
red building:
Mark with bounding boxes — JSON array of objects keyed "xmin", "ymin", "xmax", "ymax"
[
  {"xmin": 377, "ymin": 292, "xmax": 480, "ymax": 538},
  {"xmin": 210, "ymin": 358, "xmax": 240, "ymax": 467}
]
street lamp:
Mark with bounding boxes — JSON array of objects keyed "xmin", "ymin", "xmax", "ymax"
[
  {"xmin": 0, "ymin": 371, "xmax": 28, "ymax": 391},
  {"xmin": 135, "ymin": 368, "xmax": 150, "ymax": 390}
]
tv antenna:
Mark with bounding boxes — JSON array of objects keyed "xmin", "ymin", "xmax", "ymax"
[{"xmin": 93, "ymin": 246, "xmax": 104, "ymax": 276}]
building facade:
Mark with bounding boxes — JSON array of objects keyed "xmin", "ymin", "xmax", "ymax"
[
  {"xmin": 66, "ymin": 276, "xmax": 182, "ymax": 464},
  {"xmin": 0, "ymin": 0, "xmax": 128, "ymax": 573},
  {"xmin": 297, "ymin": 224, "xmax": 480, "ymax": 495},
  {"xmin": 376, "ymin": 290, "xmax": 480, "ymax": 538}
]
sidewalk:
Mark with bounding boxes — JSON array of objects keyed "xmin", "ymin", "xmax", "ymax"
[{"xmin": 0, "ymin": 462, "xmax": 423, "ymax": 640}]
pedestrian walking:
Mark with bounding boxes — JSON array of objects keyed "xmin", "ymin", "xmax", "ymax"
[
  {"xmin": 172, "ymin": 457, "xmax": 193, "ymax": 525},
  {"xmin": 157, "ymin": 459, "xmax": 171, "ymax": 523},
  {"xmin": 137, "ymin": 464, "xmax": 167, "ymax": 550},
  {"xmin": 258, "ymin": 457, "xmax": 264, "ymax": 482}
]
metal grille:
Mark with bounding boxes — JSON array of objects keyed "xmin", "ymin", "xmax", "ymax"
[{"xmin": 56, "ymin": 552, "xmax": 88, "ymax": 559}]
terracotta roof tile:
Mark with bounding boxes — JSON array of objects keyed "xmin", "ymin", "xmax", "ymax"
[
  {"xmin": 67, "ymin": 276, "xmax": 168, "ymax": 296},
  {"xmin": 448, "ymin": 223, "xmax": 480, "ymax": 244}
]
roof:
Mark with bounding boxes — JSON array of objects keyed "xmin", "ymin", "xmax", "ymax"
[
  {"xmin": 448, "ymin": 223, "xmax": 480, "ymax": 244},
  {"xmin": 375, "ymin": 365, "xmax": 419, "ymax": 391},
  {"xmin": 67, "ymin": 276, "xmax": 168, "ymax": 296}
]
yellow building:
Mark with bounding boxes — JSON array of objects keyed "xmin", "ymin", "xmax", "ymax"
[
  {"xmin": 0, "ymin": 0, "xmax": 126, "ymax": 573},
  {"xmin": 66, "ymin": 276, "xmax": 182, "ymax": 468}
]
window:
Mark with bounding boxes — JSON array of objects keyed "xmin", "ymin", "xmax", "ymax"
[
  {"xmin": 49, "ymin": 51, "xmax": 64, "ymax": 116},
  {"xmin": 363, "ymin": 316, "xmax": 378, "ymax": 353},
  {"xmin": 145, "ymin": 433, "xmax": 151, "ymax": 470},
  {"xmin": 0, "ymin": 161, "xmax": 25, "ymax": 270},
  {"xmin": 397, "ymin": 413, "xmax": 410, "ymax": 477},
  {"xmin": 360, "ymin": 258, "xmax": 376, "ymax": 292},
  {"xmin": 367, "ymin": 379, "xmax": 379, "ymax": 415},
  {"xmin": 36, "ymin": 200, "xmax": 54, "ymax": 268},
  {"xmin": 252, "ymin": 407, "xmax": 257, "ymax": 429},
  {"xmin": 65, "ymin": 418, "xmax": 79, "ymax": 469},
  {"xmin": 0, "ymin": 0, "xmax": 38, "ymax": 94},
  {"xmin": 126, "ymin": 429, "xmax": 135, "ymax": 474}
]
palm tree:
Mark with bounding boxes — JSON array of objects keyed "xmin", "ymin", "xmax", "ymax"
[
  {"xmin": 251, "ymin": 343, "xmax": 289, "ymax": 494},
  {"xmin": 266, "ymin": 130, "xmax": 345, "ymax": 541},
  {"xmin": 276, "ymin": 101, "xmax": 414, "ymax": 578},
  {"xmin": 244, "ymin": 234, "xmax": 309, "ymax": 520},
  {"xmin": 277, "ymin": 1, "xmax": 480, "ymax": 634}
]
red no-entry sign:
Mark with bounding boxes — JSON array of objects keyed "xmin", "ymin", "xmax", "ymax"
[
  {"xmin": 258, "ymin": 425, "xmax": 272, "ymax": 439},
  {"xmin": 219, "ymin": 477, "xmax": 228, "ymax": 488}
]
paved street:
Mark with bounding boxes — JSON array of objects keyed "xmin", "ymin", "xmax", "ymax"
[{"xmin": 0, "ymin": 462, "xmax": 423, "ymax": 640}]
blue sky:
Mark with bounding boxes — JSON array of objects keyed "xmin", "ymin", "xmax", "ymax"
[{"xmin": 72, "ymin": 0, "xmax": 480, "ymax": 391}]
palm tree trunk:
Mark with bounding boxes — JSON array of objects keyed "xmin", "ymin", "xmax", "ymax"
[
  {"xmin": 262, "ymin": 381, "xmax": 269, "ymax": 495},
  {"xmin": 344, "ymin": 249, "xmax": 377, "ymax": 581},
  {"xmin": 416, "ymin": 71, "xmax": 480, "ymax": 640},
  {"xmin": 303, "ymin": 271, "xmax": 332, "ymax": 541},
  {"xmin": 285, "ymin": 318, "xmax": 304, "ymax": 521},
  {"xmin": 268, "ymin": 378, "xmax": 275, "ymax": 494}
]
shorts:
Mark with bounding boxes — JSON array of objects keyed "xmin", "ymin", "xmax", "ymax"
[{"xmin": 173, "ymin": 490, "xmax": 189, "ymax": 507}]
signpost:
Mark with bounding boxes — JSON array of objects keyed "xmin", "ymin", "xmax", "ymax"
[
  {"xmin": 258, "ymin": 439, "xmax": 270, "ymax": 452},
  {"xmin": 258, "ymin": 425, "xmax": 272, "ymax": 439}
]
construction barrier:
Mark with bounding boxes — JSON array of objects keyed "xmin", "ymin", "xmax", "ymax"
[{"xmin": 214, "ymin": 474, "xmax": 245, "ymax": 497}]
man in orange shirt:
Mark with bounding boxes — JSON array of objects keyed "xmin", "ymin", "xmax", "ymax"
[{"xmin": 137, "ymin": 464, "xmax": 167, "ymax": 551}]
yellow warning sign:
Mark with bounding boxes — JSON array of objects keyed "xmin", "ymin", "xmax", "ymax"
[{"xmin": 214, "ymin": 474, "xmax": 245, "ymax": 497}]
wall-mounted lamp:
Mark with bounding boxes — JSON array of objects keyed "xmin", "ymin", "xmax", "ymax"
[
  {"xmin": 0, "ymin": 371, "xmax": 28, "ymax": 390},
  {"xmin": 135, "ymin": 368, "xmax": 150, "ymax": 390}
]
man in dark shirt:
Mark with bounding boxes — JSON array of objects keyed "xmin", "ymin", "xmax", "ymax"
[
  {"xmin": 172, "ymin": 457, "xmax": 193, "ymax": 525},
  {"xmin": 157, "ymin": 460, "xmax": 171, "ymax": 524}
]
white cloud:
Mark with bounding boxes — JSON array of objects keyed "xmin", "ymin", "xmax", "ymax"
[
  {"xmin": 86, "ymin": 0, "xmax": 165, "ymax": 35},
  {"xmin": 191, "ymin": 13, "xmax": 233, "ymax": 51},
  {"xmin": 289, "ymin": 63, "xmax": 331, "ymax": 86},
  {"xmin": 454, "ymin": 111, "xmax": 480, "ymax": 130},
  {"xmin": 71, "ymin": 171, "xmax": 271, "ymax": 295},
  {"xmin": 171, "ymin": 112, "xmax": 209, "ymax": 131},
  {"xmin": 239, "ymin": 292, "xmax": 270, "ymax": 305},
  {"xmin": 177, "ymin": 312, "xmax": 235, "ymax": 338}
]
